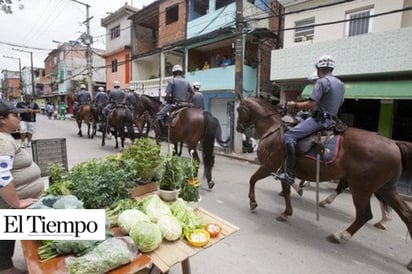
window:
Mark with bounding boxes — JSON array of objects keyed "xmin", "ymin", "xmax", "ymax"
[
  {"xmin": 193, "ymin": 0, "xmax": 208, "ymax": 16},
  {"xmin": 110, "ymin": 25, "xmax": 120, "ymax": 40},
  {"xmin": 216, "ymin": 0, "xmax": 234, "ymax": 10},
  {"xmin": 166, "ymin": 4, "xmax": 178, "ymax": 25},
  {"xmin": 345, "ymin": 8, "xmax": 373, "ymax": 37},
  {"xmin": 111, "ymin": 59, "xmax": 118, "ymax": 73},
  {"xmin": 294, "ymin": 17, "xmax": 314, "ymax": 43}
]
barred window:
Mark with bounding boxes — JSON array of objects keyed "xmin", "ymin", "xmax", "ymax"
[
  {"xmin": 345, "ymin": 9, "xmax": 373, "ymax": 37},
  {"xmin": 110, "ymin": 25, "xmax": 120, "ymax": 40},
  {"xmin": 111, "ymin": 59, "xmax": 118, "ymax": 73},
  {"xmin": 294, "ymin": 17, "xmax": 314, "ymax": 43}
]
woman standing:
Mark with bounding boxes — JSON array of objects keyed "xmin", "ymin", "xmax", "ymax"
[{"xmin": 0, "ymin": 99, "xmax": 44, "ymax": 274}]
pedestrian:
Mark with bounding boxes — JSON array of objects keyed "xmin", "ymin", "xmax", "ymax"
[
  {"xmin": 0, "ymin": 99, "xmax": 44, "ymax": 274},
  {"xmin": 16, "ymin": 95, "xmax": 41, "ymax": 148},
  {"xmin": 191, "ymin": 81, "xmax": 205, "ymax": 110},
  {"xmin": 59, "ymin": 101, "xmax": 67, "ymax": 120},
  {"xmin": 46, "ymin": 102, "xmax": 54, "ymax": 119},
  {"xmin": 73, "ymin": 84, "xmax": 91, "ymax": 117},
  {"xmin": 156, "ymin": 64, "xmax": 192, "ymax": 138},
  {"xmin": 276, "ymin": 55, "xmax": 345, "ymax": 185}
]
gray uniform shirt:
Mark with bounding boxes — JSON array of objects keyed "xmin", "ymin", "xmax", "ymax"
[
  {"xmin": 310, "ymin": 74, "xmax": 345, "ymax": 116},
  {"xmin": 109, "ymin": 88, "xmax": 125, "ymax": 105},
  {"xmin": 77, "ymin": 90, "xmax": 91, "ymax": 104},
  {"xmin": 95, "ymin": 91, "xmax": 108, "ymax": 105},
  {"xmin": 165, "ymin": 76, "xmax": 192, "ymax": 103},
  {"xmin": 192, "ymin": 91, "xmax": 205, "ymax": 109}
]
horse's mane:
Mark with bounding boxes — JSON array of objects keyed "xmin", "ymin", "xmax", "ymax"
[
  {"xmin": 248, "ymin": 97, "xmax": 285, "ymax": 115},
  {"xmin": 141, "ymin": 94, "xmax": 162, "ymax": 105}
]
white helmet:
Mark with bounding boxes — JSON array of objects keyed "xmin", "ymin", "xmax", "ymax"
[
  {"xmin": 98, "ymin": 87, "xmax": 104, "ymax": 92},
  {"xmin": 193, "ymin": 81, "xmax": 200, "ymax": 89},
  {"xmin": 308, "ymin": 71, "xmax": 319, "ymax": 81},
  {"xmin": 172, "ymin": 64, "xmax": 183, "ymax": 73},
  {"xmin": 113, "ymin": 81, "xmax": 121, "ymax": 88},
  {"xmin": 129, "ymin": 85, "xmax": 135, "ymax": 91},
  {"xmin": 315, "ymin": 55, "xmax": 336, "ymax": 69},
  {"xmin": 80, "ymin": 84, "xmax": 86, "ymax": 89}
]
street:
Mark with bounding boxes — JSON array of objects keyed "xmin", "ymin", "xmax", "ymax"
[{"xmin": 14, "ymin": 114, "xmax": 412, "ymax": 274}]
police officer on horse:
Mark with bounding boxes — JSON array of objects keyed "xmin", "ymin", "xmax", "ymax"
[
  {"xmin": 276, "ymin": 55, "xmax": 345, "ymax": 186},
  {"xmin": 73, "ymin": 84, "xmax": 91, "ymax": 117},
  {"xmin": 156, "ymin": 64, "xmax": 193, "ymax": 138},
  {"xmin": 191, "ymin": 81, "xmax": 205, "ymax": 110},
  {"xmin": 103, "ymin": 81, "xmax": 126, "ymax": 120}
]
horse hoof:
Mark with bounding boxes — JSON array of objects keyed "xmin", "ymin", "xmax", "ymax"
[
  {"xmin": 407, "ymin": 259, "xmax": 412, "ymax": 271},
  {"xmin": 207, "ymin": 180, "xmax": 215, "ymax": 190},
  {"xmin": 297, "ymin": 189, "xmax": 303, "ymax": 197},
  {"xmin": 319, "ymin": 201, "xmax": 327, "ymax": 208},
  {"xmin": 250, "ymin": 202, "xmax": 258, "ymax": 211},
  {"xmin": 326, "ymin": 233, "xmax": 341, "ymax": 244},
  {"xmin": 276, "ymin": 214, "xmax": 288, "ymax": 222},
  {"xmin": 373, "ymin": 222, "xmax": 387, "ymax": 230}
]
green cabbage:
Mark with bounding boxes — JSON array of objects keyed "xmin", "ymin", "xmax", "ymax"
[
  {"xmin": 142, "ymin": 194, "xmax": 172, "ymax": 223},
  {"xmin": 117, "ymin": 209, "xmax": 150, "ymax": 234},
  {"xmin": 129, "ymin": 221, "xmax": 162, "ymax": 253},
  {"xmin": 157, "ymin": 215, "xmax": 182, "ymax": 241}
]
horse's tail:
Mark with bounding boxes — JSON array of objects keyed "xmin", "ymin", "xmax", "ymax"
[
  {"xmin": 212, "ymin": 115, "xmax": 231, "ymax": 148},
  {"xmin": 202, "ymin": 111, "xmax": 216, "ymax": 183},
  {"xmin": 396, "ymin": 140, "xmax": 412, "ymax": 183}
]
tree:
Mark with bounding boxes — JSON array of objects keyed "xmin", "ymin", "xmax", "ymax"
[{"xmin": 1, "ymin": 0, "xmax": 24, "ymax": 15}]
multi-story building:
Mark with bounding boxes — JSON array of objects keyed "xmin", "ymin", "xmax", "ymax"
[
  {"xmin": 21, "ymin": 66, "xmax": 46, "ymax": 96},
  {"xmin": 271, "ymin": 0, "xmax": 412, "ymax": 142},
  {"xmin": 1, "ymin": 69, "xmax": 21, "ymax": 100},
  {"xmin": 127, "ymin": 0, "xmax": 280, "ymax": 145},
  {"xmin": 44, "ymin": 40, "xmax": 105, "ymax": 110},
  {"xmin": 101, "ymin": 3, "xmax": 139, "ymax": 90}
]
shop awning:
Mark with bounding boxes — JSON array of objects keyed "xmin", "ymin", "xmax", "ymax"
[{"xmin": 301, "ymin": 80, "xmax": 412, "ymax": 100}]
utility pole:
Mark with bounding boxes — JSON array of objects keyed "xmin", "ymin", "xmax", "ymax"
[
  {"xmin": 3, "ymin": 55, "xmax": 22, "ymax": 95},
  {"xmin": 12, "ymin": 48, "xmax": 34, "ymax": 96},
  {"xmin": 73, "ymin": 0, "xmax": 93, "ymax": 96},
  {"xmin": 233, "ymin": 0, "xmax": 244, "ymax": 153}
]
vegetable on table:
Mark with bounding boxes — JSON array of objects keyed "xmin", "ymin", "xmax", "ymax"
[
  {"xmin": 170, "ymin": 199, "xmax": 203, "ymax": 235},
  {"xmin": 38, "ymin": 240, "xmax": 102, "ymax": 262},
  {"xmin": 106, "ymin": 198, "xmax": 143, "ymax": 227},
  {"xmin": 67, "ymin": 237, "xmax": 138, "ymax": 274},
  {"xmin": 117, "ymin": 209, "xmax": 150, "ymax": 235},
  {"xmin": 129, "ymin": 221, "xmax": 162, "ymax": 253},
  {"xmin": 157, "ymin": 215, "xmax": 182, "ymax": 241},
  {"xmin": 205, "ymin": 223, "xmax": 222, "ymax": 238}
]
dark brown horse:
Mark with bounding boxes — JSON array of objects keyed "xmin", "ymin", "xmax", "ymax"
[
  {"xmin": 76, "ymin": 104, "xmax": 96, "ymax": 138},
  {"xmin": 169, "ymin": 107, "xmax": 231, "ymax": 188},
  {"xmin": 236, "ymin": 96, "xmax": 412, "ymax": 271},
  {"xmin": 101, "ymin": 106, "xmax": 135, "ymax": 149},
  {"xmin": 133, "ymin": 95, "xmax": 230, "ymax": 188}
]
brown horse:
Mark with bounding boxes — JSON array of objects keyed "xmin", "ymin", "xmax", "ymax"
[
  {"xmin": 101, "ymin": 106, "xmax": 135, "ymax": 149},
  {"xmin": 133, "ymin": 95, "xmax": 230, "ymax": 188},
  {"xmin": 235, "ymin": 96, "xmax": 412, "ymax": 271},
  {"xmin": 168, "ymin": 107, "xmax": 230, "ymax": 188},
  {"xmin": 76, "ymin": 104, "xmax": 96, "ymax": 138}
]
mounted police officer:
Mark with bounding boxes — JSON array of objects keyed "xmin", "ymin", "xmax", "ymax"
[
  {"xmin": 94, "ymin": 86, "xmax": 109, "ymax": 130},
  {"xmin": 191, "ymin": 81, "xmax": 205, "ymax": 110},
  {"xmin": 156, "ymin": 64, "xmax": 192, "ymax": 137},
  {"xmin": 102, "ymin": 81, "xmax": 125, "ymax": 121},
  {"xmin": 276, "ymin": 55, "xmax": 345, "ymax": 185},
  {"xmin": 73, "ymin": 84, "xmax": 91, "ymax": 117},
  {"xmin": 125, "ymin": 85, "xmax": 137, "ymax": 110}
]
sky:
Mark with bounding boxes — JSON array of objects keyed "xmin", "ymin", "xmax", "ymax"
[{"xmin": 0, "ymin": 0, "xmax": 155, "ymax": 72}]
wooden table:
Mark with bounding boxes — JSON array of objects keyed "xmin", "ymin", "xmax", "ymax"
[
  {"xmin": 21, "ymin": 207, "xmax": 239, "ymax": 274},
  {"xmin": 146, "ymin": 207, "xmax": 240, "ymax": 274}
]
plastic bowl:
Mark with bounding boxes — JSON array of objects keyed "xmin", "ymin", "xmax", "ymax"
[
  {"xmin": 185, "ymin": 229, "xmax": 210, "ymax": 247},
  {"xmin": 204, "ymin": 223, "xmax": 222, "ymax": 237}
]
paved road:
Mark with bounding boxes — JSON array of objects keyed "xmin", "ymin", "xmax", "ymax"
[{"xmin": 14, "ymin": 114, "xmax": 412, "ymax": 274}]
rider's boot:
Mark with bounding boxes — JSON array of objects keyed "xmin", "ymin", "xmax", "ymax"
[{"xmin": 276, "ymin": 143, "xmax": 302, "ymax": 196}]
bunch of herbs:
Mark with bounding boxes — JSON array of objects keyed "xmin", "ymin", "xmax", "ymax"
[
  {"xmin": 66, "ymin": 157, "xmax": 138, "ymax": 209},
  {"xmin": 120, "ymin": 138, "xmax": 163, "ymax": 184}
]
